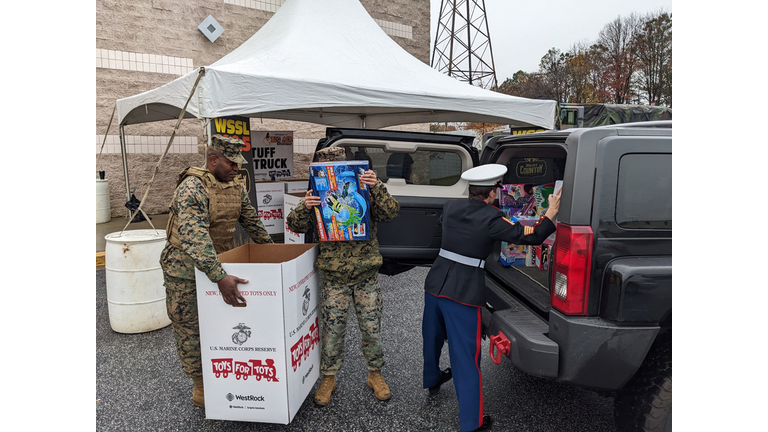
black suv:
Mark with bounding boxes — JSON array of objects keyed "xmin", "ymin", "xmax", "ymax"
[{"xmin": 314, "ymin": 123, "xmax": 672, "ymax": 432}]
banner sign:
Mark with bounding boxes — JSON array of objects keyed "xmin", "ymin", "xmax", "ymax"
[{"xmin": 252, "ymin": 131, "xmax": 294, "ymax": 181}]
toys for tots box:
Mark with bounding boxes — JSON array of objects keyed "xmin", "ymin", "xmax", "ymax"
[
  {"xmin": 284, "ymin": 193, "xmax": 306, "ymax": 244},
  {"xmin": 254, "ymin": 182, "xmax": 286, "ymax": 235},
  {"xmin": 194, "ymin": 244, "xmax": 320, "ymax": 424}
]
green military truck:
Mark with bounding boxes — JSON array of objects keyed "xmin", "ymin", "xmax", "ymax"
[
  {"xmin": 559, "ymin": 103, "xmax": 672, "ymax": 129},
  {"xmin": 482, "ymin": 103, "xmax": 672, "ymax": 147}
]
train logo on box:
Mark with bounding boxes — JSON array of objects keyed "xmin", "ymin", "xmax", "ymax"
[{"xmin": 211, "ymin": 358, "xmax": 279, "ymax": 382}]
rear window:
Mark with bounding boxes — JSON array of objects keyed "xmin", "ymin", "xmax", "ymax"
[
  {"xmin": 616, "ymin": 154, "xmax": 672, "ymax": 229},
  {"xmin": 343, "ymin": 146, "xmax": 463, "ymax": 186}
]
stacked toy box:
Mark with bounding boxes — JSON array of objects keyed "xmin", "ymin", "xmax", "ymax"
[
  {"xmin": 498, "ymin": 182, "xmax": 556, "ymax": 266},
  {"xmin": 531, "ymin": 234, "xmax": 555, "ymax": 271},
  {"xmin": 309, "ymin": 160, "xmax": 371, "ymax": 241}
]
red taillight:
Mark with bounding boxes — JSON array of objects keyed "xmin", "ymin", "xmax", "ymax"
[{"xmin": 551, "ymin": 224, "xmax": 593, "ymax": 315}]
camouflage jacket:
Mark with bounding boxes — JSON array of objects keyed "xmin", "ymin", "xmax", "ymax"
[
  {"xmin": 160, "ymin": 173, "xmax": 273, "ymax": 283},
  {"xmin": 286, "ymin": 180, "xmax": 400, "ymax": 284}
]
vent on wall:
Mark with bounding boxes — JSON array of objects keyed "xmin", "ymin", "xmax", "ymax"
[{"xmin": 198, "ymin": 15, "xmax": 224, "ymax": 42}]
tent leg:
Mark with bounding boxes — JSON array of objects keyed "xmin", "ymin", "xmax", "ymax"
[
  {"xmin": 119, "ymin": 125, "xmax": 132, "ymax": 219},
  {"xmin": 204, "ymin": 118, "xmax": 211, "ymax": 170}
]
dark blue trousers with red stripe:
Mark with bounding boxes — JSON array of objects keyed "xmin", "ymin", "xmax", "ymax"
[{"xmin": 422, "ymin": 291, "xmax": 484, "ymax": 432}]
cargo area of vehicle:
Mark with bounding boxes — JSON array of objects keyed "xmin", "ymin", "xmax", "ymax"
[
  {"xmin": 485, "ymin": 256, "xmax": 551, "ymax": 315},
  {"xmin": 483, "ymin": 143, "xmax": 569, "ymax": 316}
]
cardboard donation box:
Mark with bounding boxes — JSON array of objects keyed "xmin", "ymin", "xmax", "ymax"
[
  {"xmin": 284, "ymin": 193, "xmax": 306, "ymax": 244},
  {"xmin": 284, "ymin": 180, "xmax": 309, "ymax": 194},
  {"xmin": 194, "ymin": 244, "xmax": 320, "ymax": 424},
  {"xmin": 309, "ymin": 161, "xmax": 371, "ymax": 241},
  {"xmin": 255, "ymin": 182, "xmax": 286, "ymax": 235}
]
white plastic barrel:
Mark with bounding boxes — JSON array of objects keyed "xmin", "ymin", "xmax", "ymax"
[
  {"xmin": 96, "ymin": 179, "xmax": 111, "ymax": 223},
  {"xmin": 104, "ymin": 229, "xmax": 171, "ymax": 333}
]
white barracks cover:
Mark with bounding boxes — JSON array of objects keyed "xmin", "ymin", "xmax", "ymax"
[{"xmin": 117, "ymin": 0, "xmax": 556, "ymax": 129}]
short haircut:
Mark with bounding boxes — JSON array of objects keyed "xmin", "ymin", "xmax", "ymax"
[
  {"xmin": 468, "ymin": 185, "xmax": 496, "ymax": 200},
  {"xmin": 206, "ymin": 146, "xmax": 222, "ymax": 158}
]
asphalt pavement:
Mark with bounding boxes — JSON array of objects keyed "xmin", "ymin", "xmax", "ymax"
[{"xmin": 96, "ymin": 266, "xmax": 616, "ymax": 431}]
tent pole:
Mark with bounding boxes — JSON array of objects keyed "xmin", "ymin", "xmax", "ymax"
[
  {"xmin": 204, "ymin": 119, "xmax": 211, "ymax": 170},
  {"xmin": 119, "ymin": 67, "xmax": 206, "ymax": 233},
  {"xmin": 119, "ymin": 124, "xmax": 132, "ymax": 219}
]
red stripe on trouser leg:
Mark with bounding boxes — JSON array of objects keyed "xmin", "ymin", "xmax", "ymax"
[{"xmin": 475, "ymin": 307, "xmax": 483, "ymax": 427}]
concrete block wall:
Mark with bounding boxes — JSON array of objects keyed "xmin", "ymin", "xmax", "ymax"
[{"xmin": 96, "ymin": 0, "xmax": 430, "ymax": 218}]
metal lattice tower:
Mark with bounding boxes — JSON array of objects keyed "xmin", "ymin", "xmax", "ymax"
[{"xmin": 431, "ymin": 0, "xmax": 498, "ymax": 89}]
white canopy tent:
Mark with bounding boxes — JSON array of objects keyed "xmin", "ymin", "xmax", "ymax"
[
  {"xmin": 112, "ymin": 0, "xmax": 557, "ymax": 216},
  {"xmin": 116, "ymin": 0, "xmax": 556, "ymax": 129}
]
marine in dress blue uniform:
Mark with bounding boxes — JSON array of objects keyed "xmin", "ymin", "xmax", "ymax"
[{"xmin": 422, "ymin": 164, "xmax": 560, "ymax": 432}]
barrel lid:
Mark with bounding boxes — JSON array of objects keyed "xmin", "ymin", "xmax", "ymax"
[{"xmin": 105, "ymin": 229, "xmax": 166, "ymax": 243}]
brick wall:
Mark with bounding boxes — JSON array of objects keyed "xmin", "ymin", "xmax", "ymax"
[{"xmin": 96, "ymin": 0, "xmax": 430, "ymax": 218}]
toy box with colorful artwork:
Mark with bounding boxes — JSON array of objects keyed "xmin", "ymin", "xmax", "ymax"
[
  {"xmin": 530, "ymin": 228, "xmax": 556, "ymax": 270},
  {"xmin": 498, "ymin": 183, "xmax": 556, "ymax": 220},
  {"xmin": 499, "ymin": 217, "xmax": 540, "ymax": 266},
  {"xmin": 309, "ymin": 160, "xmax": 371, "ymax": 241},
  {"xmin": 500, "ymin": 242, "xmax": 528, "ymax": 266},
  {"xmin": 531, "ymin": 240, "xmax": 552, "ymax": 270}
]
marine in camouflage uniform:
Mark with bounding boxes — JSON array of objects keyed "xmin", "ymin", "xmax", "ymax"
[
  {"xmin": 286, "ymin": 146, "xmax": 400, "ymax": 405},
  {"xmin": 160, "ymin": 135, "xmax": 273, "ymax": 407}
]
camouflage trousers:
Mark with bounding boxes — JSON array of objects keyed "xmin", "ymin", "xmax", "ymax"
[
  {"xmin": 320, "ymin": 274, "xmax": 384, "ymax": 375},
  {"xmin": 163, "ymin": 275, "xmax": 202, "ymax": 379}
]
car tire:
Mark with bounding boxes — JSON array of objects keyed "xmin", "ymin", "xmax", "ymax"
[{"xmin": 614, "ymin": 332, "xmax": 672, "ymax": 432}]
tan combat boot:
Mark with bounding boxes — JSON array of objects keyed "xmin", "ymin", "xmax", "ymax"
[
  {"xmin": 367, "ymin": 370, "xmax": 391, "ymax": 401},
  {"xmin": 314, "ymin": 375, "xmax": 337, "ymax": 406},
  {"xmin": 192, "ymin": 376, "xmax": 205, "ymax": 407}
]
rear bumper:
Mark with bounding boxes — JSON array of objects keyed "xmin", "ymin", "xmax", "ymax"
[{"xmin": 483, "ymin": 276, "xmax": 659, "ymax": 391}]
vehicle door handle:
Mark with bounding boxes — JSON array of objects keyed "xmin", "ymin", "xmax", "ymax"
[{"xmin": 425, "ymin": 211, "xmax": 438, "ymax": 216}]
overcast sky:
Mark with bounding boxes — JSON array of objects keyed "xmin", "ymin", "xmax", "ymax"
[{"xmin": 429, "ymin": 0, "xmax": 673, "ymax": 82}]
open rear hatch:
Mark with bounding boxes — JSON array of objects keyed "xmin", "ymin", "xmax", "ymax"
[
  {"xmin": 482, "ymin": 138, "xmax": 568, "ymax": 317},
  {"xmin": 480, "ymin": 135, "xmax": 569, "ymax": 379}
]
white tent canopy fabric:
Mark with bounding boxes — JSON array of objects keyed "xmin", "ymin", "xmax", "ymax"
[{"xmin": 116, "ymin": 0, "xmax": 556, "ymax": 129}]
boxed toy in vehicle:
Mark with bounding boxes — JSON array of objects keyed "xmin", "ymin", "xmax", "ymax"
[
  {"xmin": 498, "ymin": 182, "xmax": 557, "ymax": 267},
  {"xmin": 499, "ymin": 218, "xmax": 540, "ymax": 267},
  {"xmin": 498, "ymin": 183, "xmax": 555, "ymax": 220}
]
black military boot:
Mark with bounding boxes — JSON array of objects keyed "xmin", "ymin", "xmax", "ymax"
[
  {"xmin": 473, "ymin": 416, "xmax": 493, "ymax": 431},
  {"xmin": 428, "ymin": 368, "xmax": 452, "ymax": 395}
]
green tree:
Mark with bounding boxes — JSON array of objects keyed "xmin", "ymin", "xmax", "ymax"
[
  {"xmin": 635, "ymin": 11, "xmax": 672, "ymax": 106},
  {"xmin": 597, "ymin": 13, "xmax": 643, "ymax": 104},
  {"xmin": 494, "ymin": 70, "xmax": 551, "ymax": 100},
  {"xmin": 539, "ymin": 48, "xmax": 571, "ymax": 102},
  {"xmin": 585, "ymin": 43, "xmax": 612, "ymax": 103},
  {"xmin": 565, "ymin": 42, "xmax": 599, "ymax": 103},
  {"xmin": 494, "ymin": 11, "xmax": 671, "ymax": 108}
]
